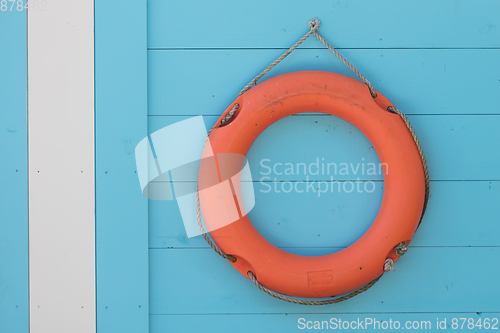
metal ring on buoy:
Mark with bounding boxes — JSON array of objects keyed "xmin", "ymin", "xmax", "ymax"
[{"xmin": 198, "ymin": 70, "xmax": 426, "ymax": 299}]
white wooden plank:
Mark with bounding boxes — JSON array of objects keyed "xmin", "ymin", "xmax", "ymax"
[{"xmin": 28, "ymin": 1, "xmax": 95, "ymax": 332}]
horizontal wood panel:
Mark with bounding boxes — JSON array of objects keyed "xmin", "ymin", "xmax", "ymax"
[
  {"xmin": 151, "ymin": 313, "xmax": 500, "ymax": 332},
  {"xmin": 148, "ymin": 0, "xmax": 500, "ymax": 49},
  {"xmin": 149, "ymin": 247, "xmax": 500, "ymax": 314},
  {"xmin": 148, "ymin": 115, "xmax": 500, "ymax": 181},
  {"xmin": 148, "ymin": 49, "xmax": 500, "ymax": 116},
  {"xmin": 149, "ymin": 181, "xmax": 500, "ymax": 250}
]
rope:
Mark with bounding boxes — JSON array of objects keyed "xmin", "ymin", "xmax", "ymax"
[
  {"xmin": 394, "ymin": 242, "xmax": 409, "ymax": 256},
  {"xmin": 310, "ymin": 21, "xmax": 377, "ymax": 98},
  {"xmin": 384, "ymin": 258, "xmax": 396, "ymax": 272},
  {"xmin": 195, "ymin": 18, "xmax": 430, "ymax": 305},
  {"xmin": 220, "ymin": 104, "xmax": 240, "ymax": 126},
  {"xmin": 237, "ymin": 19, "xmax": 319, "ymax": 97},
  {"xmin": 247, "ymin": 271, "xmax": 381, "ymax": 305},
  {"xmin": 238, "ymin": 18, "xmax": 377, "ymax": 98},
  {"xmin": 195, "ymin": 128, "xmax": 237, "ymax": 263}
]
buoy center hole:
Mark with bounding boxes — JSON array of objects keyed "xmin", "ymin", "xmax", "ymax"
[{"xmin": 243, "ymin": 113, "xmax": 384, "ymax": 256}]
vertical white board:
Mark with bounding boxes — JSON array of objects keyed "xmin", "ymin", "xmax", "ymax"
[{"xmin": 28, "ymin": 0, "xmax": 95, "ymax": 332}]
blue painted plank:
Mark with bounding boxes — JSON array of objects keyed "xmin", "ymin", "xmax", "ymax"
[
  {"xmin": 0, "ymin": 8, "xmax": 29, "ymax": 333},
  {"xmin": 147, "ymin": 49, "xmax": 500, "ymax": 116},
  {"xmin": 148, "ymin": 0, "xmax": 500, "ymax": 49},
  {"xmin": 151, "ymin": 313, "xmax": 500, "ymax": 333},
  {"xmin": 148, "ymin": 181, "xmax": 500, "ymax": 250},
  {"xmin": 147, "ymin": 115, "xmax": 500, "ymax": 181},
  {"xmin": 149, "ymin": 181, "xmax": 383, "ymax": 254},
  {"xmin": 95, "ymin": 0, "xmax": 149, "ymax": 332},
  {"xmin": 149, "ymin": 247, "xmax": 500, "ymax": 314}
]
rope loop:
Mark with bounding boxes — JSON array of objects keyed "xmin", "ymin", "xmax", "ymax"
[
  {"xmin": 394, "ymin": 242, "xmax": 409, "ymax": 256},
  {"xmin": 220, "ymin": 103, "xmax": 239, "ymax": 126},
  {"xmin": 308, "ymin": 18, "xmax": 321, "ymax": 32},
  {"xmin": 384, "ymin": 258, "xmax": 396, "ymax": 272}
]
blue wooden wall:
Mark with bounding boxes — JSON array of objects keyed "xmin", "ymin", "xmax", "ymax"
[
  {"xmin": 0, "ymin": 8, "xmax": 29, "ymax": 333},
  {"xmin": 95, "ymin": 0, "xmax": 149, "ymax": 332},
  {"xmin": 97, "ymin": 0, "xmax": 500, "ymax": 332}
]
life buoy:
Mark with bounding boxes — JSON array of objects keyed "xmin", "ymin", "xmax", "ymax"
[{"xmin": 199, "ymin": 71, "xmax": 426, "ymax": 298}]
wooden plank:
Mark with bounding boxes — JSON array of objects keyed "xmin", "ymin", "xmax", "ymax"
[
  {"xmin": 147, "ymin": 0, "xmax": 500, "ymax": 49},
  {"xmin": 151, "ymin": 313, "xmax": 500, "ymax": 332},
  {"xmin": 149, "ymin": 247, "xmax": 500, "ymax": 314},
  {"xmin": 147, "ymin": 115, "xmax": 500, "ymax": 181},
  {"xmin": 147, "ymin": 49, "xmax": 500, "ymax": 116},
  {"xmin": 95, "ymin": 0, "xmax": 149, "ymax": 332},
  {"xmin": 0, "ymin": 8, "xmax": 28, "ymax": 333},
  {"xmin": 149, "ymin": 181, "xmax": 500, "ymax": 250},
  {"xmin": 149, "ymin": 181, "xmax": 382, "ymax": 252},
  {"xmin": 27, "ymin": 0, "xmax": 95, "ymax": 331}
]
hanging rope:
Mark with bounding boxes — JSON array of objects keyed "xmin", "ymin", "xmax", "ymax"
[
  {"xmin": 248, "ymin": 272, "xmax": 382, "ymax": 305},
  {"xmin": 196, "ymin": 18, "xmax": 429, "ymax": 305},
  {"xmin": 238, "ymin": 18, "xmax": 377, "ymax": 98}
]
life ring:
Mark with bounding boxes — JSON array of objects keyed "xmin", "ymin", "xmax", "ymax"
[{"xmin": 199, "ymin": 70, "xmax": 426, "ymax": 299}]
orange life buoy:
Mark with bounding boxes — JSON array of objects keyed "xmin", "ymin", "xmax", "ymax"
[{"xmin": 199, "ymin": 70, "xmax": 426, "ymax": 298}]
